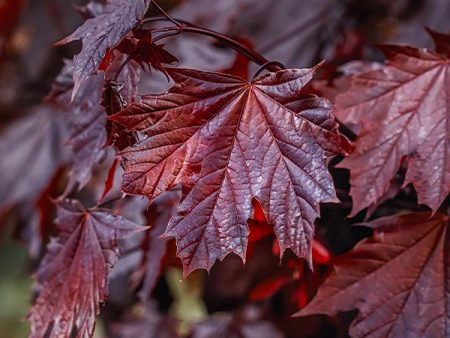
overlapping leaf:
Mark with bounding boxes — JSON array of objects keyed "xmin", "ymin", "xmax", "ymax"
[
  {"xmin": 335, "ymin": 39, "xmax": 450, "ymax": 215},
  {"xmin": 57, "ymin": 0, "xmax": 151, "ymax": 96},
  {"xmin": 298, "ymin": 212, "xmax": 450, "ymax": 338},
  {"xmin": 48, "ymin": 58, "xmax": 140, "ymax": 191},
  {"xmin": 111, "ymin": 67, "xmax": 351, "ymax": 275},
  {"xmin": 28, "ymin": 199, "xmax": 145, "ymax": 338}
]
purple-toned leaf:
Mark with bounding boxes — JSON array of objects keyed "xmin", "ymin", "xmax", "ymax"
[
  {"xmin": 28, "ymin": 199, "xmax": 146, "ymax": 338},
  {"xmin": 111, "ymin": 66, "xmax": 351, "ymax": 275},
  {"xmin": 335, "ymin": 37, "xmax": 450, "ymax": 215},
  {"xmin": 48, "ymin": 58, "xmax": 140, "ymax": 191},
  {"xmin": 57, "ymin": 0, "xmax": 151, "ymax": 97},
  {"xmin": 298, "ymin": 212, "xmax": 450, "ymax": 338}
]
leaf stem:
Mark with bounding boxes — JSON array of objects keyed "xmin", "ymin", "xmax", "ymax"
[
  {"xmin": 150, "ymin": 0, "xmax": 182, "ymax": 28},
  {"xmin": 113, "ymin": 52, "xmax": 136, "ymax": 82},
  {"xmin": 140, "ymin": 17, "xmax": 282, "ymax": 72},
  {"xmin": 96, "ymin": 194, "xmax": 124, "ymax": 208},
  {"xmin": 251, "ymin": 61, "xmax": 286, "ymax": 81}
]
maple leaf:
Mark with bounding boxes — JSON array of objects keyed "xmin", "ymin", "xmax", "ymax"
[
  {"xmin": 113, "ymin": 32, "xmax": 178, "ymax": 75},
  {"xmin": 48, "ymin": 60, "xmax": 108, "ymax": 190},
  {"xmin": 298, "ymin": 212, "xmax": 450, "ymax": 338},
  {"xmin": 111, "ymin": 66, "xmax": 352, "ymax": 275},
  {"xmin": 334, "ymin": 38, "xmax": 450, "ymax": 215},
  {"xmin": 99, "ymin": 32, "xmax": 178, "ymax": 77},
  {"xmin": 57, "ymin": 0, "xmax": 151, "ymax": 97},
  {"xmin": 28, "ymin": 199, "xmax": 145, "ymax": 338}
]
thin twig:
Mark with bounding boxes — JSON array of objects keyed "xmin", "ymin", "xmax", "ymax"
[
  {"xmin": 96, "ymin": 194, "xmax": 124, "ymax": 208},
  {"xmin": 251, "ymin": 61, "xmax": 286, "ymax": 81},
  {"xmin": 141, "ymin": 13, "xmax": 281, "ymax": 71},
  {"xmin": 151, "ymin": 0, "xmax": 181, "ymax": 28},
  {"xmin": 152, "ymin": 28, "xmax": 181, "ymax": 44},
  {"xmin": 113, "ymin": 52, "xmax": 136, "ymax": 81}
]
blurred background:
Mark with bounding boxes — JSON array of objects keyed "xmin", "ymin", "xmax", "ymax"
[{"xmin": 1, "ymin": 0, "xmax": 449, "ymax": 337}]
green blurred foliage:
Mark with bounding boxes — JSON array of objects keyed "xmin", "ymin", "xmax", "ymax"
[{"xmin": 0, "ymin": 228, "xmax": 31, "ymax": 338}]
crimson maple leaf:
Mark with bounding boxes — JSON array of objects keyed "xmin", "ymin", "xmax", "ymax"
[
  {"xmin": 28, "ymin": 199, "xmax": 146, "ymax": 338},
  {"xmin": 298, "ymin": 212, "xmax": 450, "ymax": 338},
  {"xmin": 334, "ymin": 34, "xmax": 450, "ymax": 215},
  {"xmin": 111, "ymin": 66, "xmax": 352, "ymax": 275},
  {"xmin": 57, "ymin": 0, "xmax": 151, "ymax": 96}
]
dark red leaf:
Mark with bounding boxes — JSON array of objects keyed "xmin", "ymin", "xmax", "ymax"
[
  {"xmin": 57, "ymin": 0, "xmax": 151, "ymax": 96},
  {"xmin": 335, "ymin": 36, "xmax": 450, "ymax": 215},
  {"xmin": 111, "ymin": 66, "xmax": 351, "ymax": 275},
  {"xmin": 28, "ymin": 199, "xmax": 146, "ymax": 338},
  {"xmin": 133, "ymin": 41, "xmax": 178, "ymax": 74},
  {"xmin": 298, "ymin": 212, "xmax": 450, "ymax": 338},
  {"xmin": 99, "ymin": 32, "xmax": 178, "ymax": 77},
  {"xmin": 48, "ymin": 57, "xmax": 140, "ymax": 191},
  {"xmin": 116, "ymin": 37, "xmax": 136, "ymax": 55}
]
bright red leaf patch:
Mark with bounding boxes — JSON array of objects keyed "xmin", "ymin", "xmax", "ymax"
[{"xmin": 111, "ymin": 66, "xmax": 352, "ymax": 275}]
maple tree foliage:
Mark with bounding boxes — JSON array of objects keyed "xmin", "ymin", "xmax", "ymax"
[
  {"xmin": 299, "ymin": 212, "xmax": 450, "ymax": 338},
  {"xmin": 28, "ymin": 199, "xmax": 145, "ymax": 338},
  {"xmin": 334, "ymin": 31, "xmax": 450, "ymax": 215},
  {"xmin": 111, "ymin": 66, "xmax": 351, "ymax": 274},
  {"xmin": 2, "ymin": 0, "xmax": 450, "ymax": 338},
  {"xmin": 57, "ymin": 0, "xmax": 151, "ymax": 96}
]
